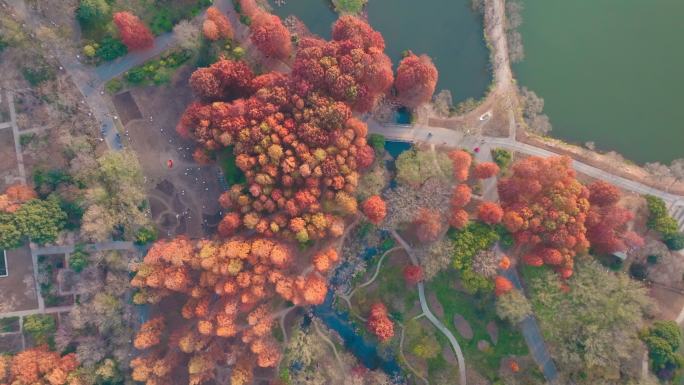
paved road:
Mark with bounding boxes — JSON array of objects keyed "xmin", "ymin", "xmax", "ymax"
[
  {"xmin": 93, "ymin": 33, "xmax": 176, "ymax": 83},
  {"xmin": 501, "ymin": 266, "xmax": 559, "ymax": 384},
  {"xmin": 391, "ymin": 230, "xmax": 468, "ymax": 385}
]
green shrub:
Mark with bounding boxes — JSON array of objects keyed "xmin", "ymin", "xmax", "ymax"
[
  {"xmin": 642, "ymin": 320, "xmax": 684, "ymax": 373},
  {"xmin": 491, "ymin": 148, "xmax": 512, "ymax": 170},
  {"xmin": 368, "ymin": 133, "xmax": 386, "ymax": 153},
  {"xmin": 33, "ymin": 168, "xmax": 73, "ymax": 196},
  {"xmin": 76, "ymin": 0, "xmax": 111, "ymax": 27},
  {"xmin": 13, "ymin": 196, "xmax": 67, "ymax": 245},
  {"xmin": 232, "ymin": 46, "xmax": 245, "ymax": 59},
  {"xmin": 58, "ymin": 197, "xmax": 84, "ymax": 231},
  {"xmin": 645, "ymin": 195, "xmax": 679, "ymax": 236},
  {"xmin": 0, "ymin": 212, "xmax": 22, "ymax": 250},
  {"xmin": 105, "ymin": 78, "xmax": 123, "ymax": 94},
  {"xmin": 150, "ymin": 9, "xmax": 173, "ymax": 35},
  {"xmin": 0, "ymin": 37, "xmax": 8, "ymax": 53},
  {"xmin": 126, "ymin": 67, "xmax": 147, "ymax": 84},
  {"xmin": 23, "ymin": 314, "xmax": 56, "ymax": 344},
  {"xmin": 22, "ymin": 60, "xmax": 55, "ymax": 86},
  {"xmin": 96, "ymin": 37, "xmax": 127, "ymax": 61},
  {"xmin": 647, "ymin": 255, "xmax": 660, "ymax": 264},
  {"xmin": 69, "ymin": 245, "xmax": 89, "ymax": 273},
  {"xmin": 135, "ymin": 226, "xmax": 158, "ymax": 245},
  {"xmin": 152, "ymin": 68, "xmax": 172, "ymax": 85},
  {"xmin": 665, "ymin": 233, "xmax": 684, "ymax": 251},
  {"xmin": 20, "ymin": 133, "xmax": 35, "ymax": 147}
]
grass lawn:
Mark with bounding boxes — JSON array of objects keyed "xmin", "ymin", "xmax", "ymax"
[
  {"xmin": 428, "ymin": 271, "xmax": 528, "ymax": 381},
  {"xmin": 353, "ymin": 262, "xmax": 418, "ymax": 322}
]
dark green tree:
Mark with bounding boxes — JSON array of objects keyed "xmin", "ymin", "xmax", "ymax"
[
  {"xmin": 96, "ymin": 37, "xmax": 128, "ymax": 61},
  {"xmin": 76, "ymin": 0, "xmax": 111, "ymax": 26},
  {"xmin": 664, "ymin": 233, "xmax": 684, "ymax": 251},
  {"xmin": 642, "ymin": 321, "xmax": 684, "ymax": 373},
  {"xmin": 645, "ymin": 195, "xmax": 678, "ymax": 236}
]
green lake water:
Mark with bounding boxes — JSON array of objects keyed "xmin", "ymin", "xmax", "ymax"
[
  {"xmin": 514, "ymin": 0, "xmax": 684, "ymax": 164},
  {"xmin": 268, "ymin": 0, "xmax": 491, "ymax": 104}
]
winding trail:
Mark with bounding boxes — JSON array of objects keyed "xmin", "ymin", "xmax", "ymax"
[
  {"xmin": 346, "ymin": 246, "xmax": 401, "ymax": 297},
  {"xmin": 399, "ymin": 323, "xmax": 430, "ymax": 385},
  {"xmin": 390, "ymin": 230, "xmax": 467, "ymax": 385}
]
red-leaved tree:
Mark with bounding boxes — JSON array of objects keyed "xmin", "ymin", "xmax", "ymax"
[
  {"xmin": 394, "ymin": 52, "xmax": 438, "ymax": 108},
  {"xmin": 113, "ymin": 11, "xmax": 154, "ymax": 50},
  {"xmin": 293, "ymin": 16, "xmax": 394, "ymax": 112},
  {"xmin": 249, "ymin": 11, "xmax": 292, "ymax": 60},
  {"xmin": 498, "ymin": 156, "xmax": 591, "ymax": 277},
  {"xmin": 403, "ymin": 265, "xmax": 423, "ymax": 285}
]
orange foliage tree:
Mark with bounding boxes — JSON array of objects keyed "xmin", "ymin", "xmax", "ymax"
[
  {"xmin": 498, "ymin": 156, "xmax": 591, "ymax": 277},
  {"xmin": 477, "ymin": 202, "xmax": 504, "ymax": 225},
  {"xmin": 113, "ymin": 11, "xmax": 154, "ymax": 50},
  {"xmin": 0, "ymin": 346, "xmax": 83, "ymax": 385},
  {"xmin": 494, "ymin": 275, "xmax": 513, "ymax": 296},
  {"xmin": 367, "ymin": 303, "xmax": 394, "ymax": 342},
  {"xmin": 448, "ymin": 208, "xmax": 469, "ymax": 230},
  {"xmin": 394, "ymin": 52, "xmax": 438, "ymax": 108},
  {"xmin": 130, "ymin": 236, "xmax": 339, "ymax": 384},
  {"xmin": 178, "ymin": 18, "xmax": 394, "ymax": 242},
  {"xmin": 450, "ymin": 184, "xmax": 472, "ymax": 208},
  {"xmin": 361, "ymin": 195, "xmax": 387, "ymax": 225},
  {"xmin": 0, "ymin": 184, "xmax": 36, "ymax": 213},
  {"xmin": 205, "ymin": 7, "xmax": 233, "ymax": 40},
  {"xmin": 448, "ymin": 150, "xmax": 472, "ymax": 182},
  {"xmin": 473, "ymin": 162, "xmax": 500, "ymax": 179},
  {"xmin": 203, "ymin": 19, "xmax": 220, "ymax": 41},
  {"xmin": 134, "ymin": 317, "xmax": 165, "ymax": 350}
]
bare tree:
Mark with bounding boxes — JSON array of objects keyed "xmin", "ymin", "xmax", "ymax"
[
  {"xmin": 520, "ymin": 87, "xmax": 553, "ymax": 135},
  {"xmin": 173, "ymin": 20, "xmax": 202, "ymax": 51}
]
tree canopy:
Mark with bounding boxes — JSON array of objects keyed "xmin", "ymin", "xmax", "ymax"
[{"xmin": 527, "ymin": 261, "xmax": 651, "ymax": 384}]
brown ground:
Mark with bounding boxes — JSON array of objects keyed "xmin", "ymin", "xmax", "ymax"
[
  {"xmin": 0, "ymin": 129, "xmax": 19, "ymax": 191},
  {"xmin": 0, "ymin": 246, "xmax": 38, "ymax": 313},
  {"xmin": 0, "ymin": 333, "xmax": 23, "ymax": 354},
  {"xmin": 116, "ymin": 66, "xmax": 224, "ymax": 238}
]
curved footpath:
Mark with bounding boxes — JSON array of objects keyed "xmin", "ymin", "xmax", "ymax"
[{"xmin": 390, "ymin": 230, "xmax": 468, "ymax": 385}]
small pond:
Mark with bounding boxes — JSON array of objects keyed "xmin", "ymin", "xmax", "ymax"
[{"xmin": 268, "ymin": 0, "xmax": 492, "ymax": 104}]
